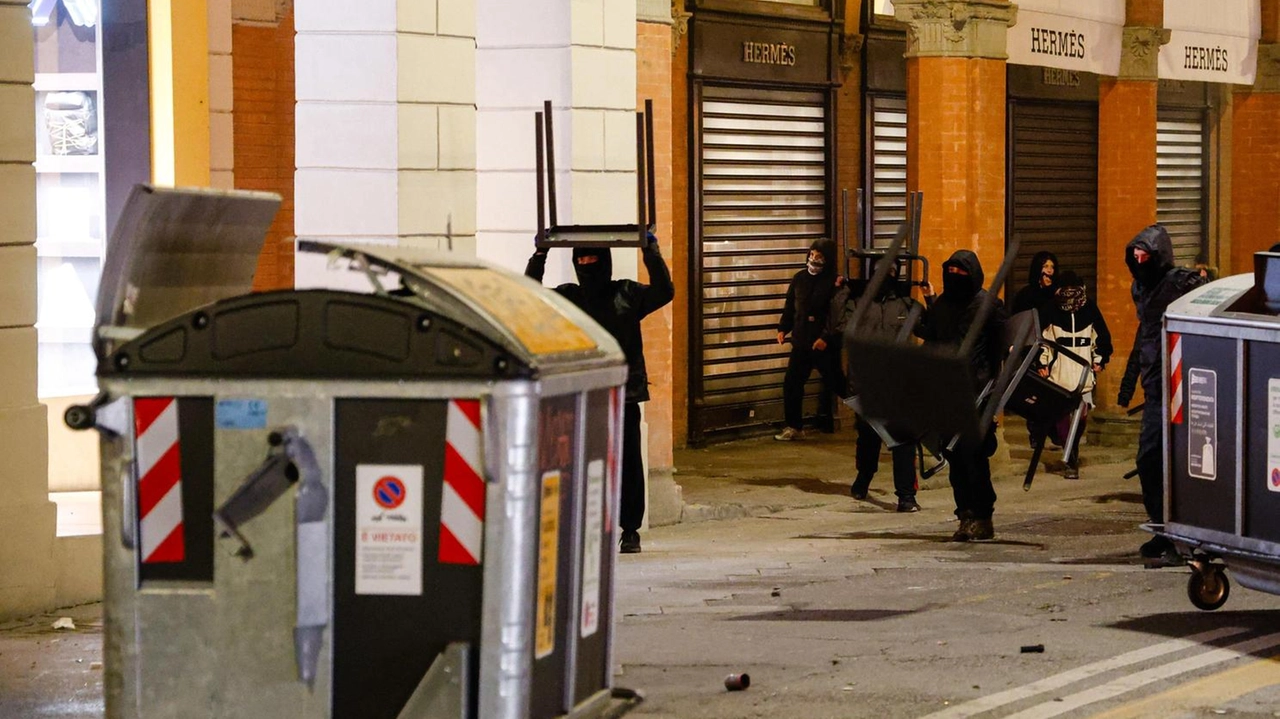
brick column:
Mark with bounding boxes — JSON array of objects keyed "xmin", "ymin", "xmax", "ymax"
[
  {"xmin": 294, "ymin": 1, "xmax": 477, "ymax": 259},
  {"xmin": 0, "ymin": 0, "xmax": 57, "ymax": 619},
  {"xmin": 636, "ymin": 0, "xmax": 681, "ymax": 525},
  {"xmin": 896, "ymin": 0, "xmax": 1015, "ymax": 279},
  {"xmin": 1094, "ymin": 3, "xmax": 1165, "ymax": 410},
  {"xmin": 1232, "ymin": 0, "xmax": 1280, "ymax": 275}
]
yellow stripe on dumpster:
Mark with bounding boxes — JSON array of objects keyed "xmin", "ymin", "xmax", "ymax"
[
  {"xmin": 423, "ymin": 268, "xmax": 598, "ymax": 356},
  {"xmin": 535, "ymin": 471, "xmax": 561, "ymax": 659}
]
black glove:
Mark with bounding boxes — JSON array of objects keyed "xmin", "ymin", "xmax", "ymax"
[
  {"xmin": 645, "ymin": 231, "xmax": 659, "ymax": 250},
  {"xmin": 531, "ymin": 233, "xmax": 548, "ymax": 258}
]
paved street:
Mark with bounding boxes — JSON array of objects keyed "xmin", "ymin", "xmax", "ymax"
[
  {"xmin": 615, "ymin": 432, "xmax": 1280, "ymax": 719},
  {"xmin": 4, "ymin": 429, "xmax": 1280, "ymax": 718}
]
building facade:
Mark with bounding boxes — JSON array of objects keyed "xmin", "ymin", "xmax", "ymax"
[{"xmin": 3, "ymin": 0, "xmax": 1280, "ymax": 617}]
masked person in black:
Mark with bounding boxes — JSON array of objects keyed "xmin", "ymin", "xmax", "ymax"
[
  {"xmin": 775, "ymin": 238, "xmax": 846, "ymax": 441},
  {"xmin": 916, "ymin": 250, "xmax": 1008, "ymax": 541},
  {"xmin": 1011, "ymin": 250, "xmax": 1058, "ymax": 315},
  {"xmin": 1117, "ymin": 224, "xmax": 1206, "ymax": 560},
  {"xmin": 526, "ymin": 234, "xmax": 674, "ymax": 553},
  {"xmin": 831, "ymin": 260, "xmax": 922, "ymax": 511}
]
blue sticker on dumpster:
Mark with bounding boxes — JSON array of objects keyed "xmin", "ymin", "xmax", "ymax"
[{"xmin": 216, "ymin": 399, "xmax": 268, "ymax": 429}]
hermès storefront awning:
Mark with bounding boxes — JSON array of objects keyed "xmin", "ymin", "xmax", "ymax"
[{"xmin": 1159, "ymin": 0, "xmax": 1260, "ymax": 85}]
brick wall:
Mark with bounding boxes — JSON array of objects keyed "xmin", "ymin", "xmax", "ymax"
[
  {"xmin": 638, "ymin": 20, "xmax": 675, "ymax": 468},
  {"xmin": 233, "ymin": 10, "xmax": 295, "ymax": 291},
  {"xmin": 1231, "ymin": 91, "xmax": 1280, "ymax": 275},
  {"xmin": 835, "ymin": 52, "xmax": 861, "ymax": 261},
  {"xmin": 672, "ymin": 26, "xmax": 691, "ymax": 448},
  {"xmin": 1096, "ymin": 79, "xmax": 1156, "ymax": 409},
  {"xmin": 906, "ymin": 57, "xmax": 1006, "ymax": 278}
]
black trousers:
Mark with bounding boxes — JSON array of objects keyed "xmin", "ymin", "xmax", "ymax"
[
  {"xmin": 621, "ymin": 402, "xmax": 645, "ymax": 532},
  {"xmin": 854, "ymin": 417, "xmax": 917, "ymax": 499},
  {"xmin": 1136, "ymin": 377, "xmax": 1164, "ymax": 523},
  {"xmin": 943, "ymin": 426, "xmax": 997, "ymax": 520},
  {"xmin": 782, "ymin": 346, "xmax": 846, "ymax": 430}
]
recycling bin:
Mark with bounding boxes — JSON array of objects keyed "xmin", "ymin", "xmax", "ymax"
[
  {"xmin": 74, "ymin": 186, "xmax": 631, "ymax": 718},
  {"xmin": 1154, "ymin": 250, "xmax": 1280, "ymax": 610}
]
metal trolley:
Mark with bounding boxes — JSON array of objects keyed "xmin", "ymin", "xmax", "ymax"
[
  {"xmin": 1150, "ymin": 251, "xmax": 1280, "ymax": 611},
  {"xmin": 70, "ymin": 186, "xmax": 635, "ymax": 718}
]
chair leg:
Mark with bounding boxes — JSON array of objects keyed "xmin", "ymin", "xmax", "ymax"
[{"xmin": 1024, "ymin": 430, "xmax": 1048, "ymax": 491}]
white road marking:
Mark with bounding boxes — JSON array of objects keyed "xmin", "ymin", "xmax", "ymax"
[
  {"xmin": 917, "ymin": 626, "xmax": 1249, "ymax": 719},
  {"xmin": 1004, "ymin": 631, "xmax": 1280, "ymax": 719}
]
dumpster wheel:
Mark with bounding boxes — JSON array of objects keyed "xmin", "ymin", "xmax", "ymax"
[{"xmin": 1187, "ymin": 565, "xmax": 1230, "ymax": 611}]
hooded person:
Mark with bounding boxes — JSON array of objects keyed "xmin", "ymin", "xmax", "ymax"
[
  {"xmin": 829, "ymin": 258, "xmax": 923, "ymax": 511},
  {"xmin": 1034, "ymin": 270, "xmax": 1113, "ymax": 478},
  {"xmin": 915, "ymin": 249, "xmax": 1009, "ymax": 541},
  {"xmin": 526, "ymin": 235, "xmax": 674, "ymax": 554},
  {"xmin": 1011, "ymin": 250, "xmax": 1059, "ymax": 315},
  {"xmin": 1116, "ymin": 224, "xmax": 1205, "ymax": 560},
  {"xmin": 774, "ymin": 238, "xmax": 847, "ymax": 441}
]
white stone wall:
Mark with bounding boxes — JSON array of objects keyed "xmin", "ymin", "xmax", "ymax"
[
  {"xmin": 209, "ymin": 0, "xmax": 235, "ymax": 189},
  {"xmin": 475, "ymin": 0, "xmax": 638, "ymax": 284},
  {"xmin": 0, "ymin": 0, "xmax": 57, "ymax": 619},
  {"xmin": 294, "ymin": 0, "xmax": 477, "ymax": 261}
]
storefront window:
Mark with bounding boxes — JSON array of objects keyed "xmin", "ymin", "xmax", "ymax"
[{"xmin": 31, "ymin": 0, "xmax": 104, "ymax": 398}]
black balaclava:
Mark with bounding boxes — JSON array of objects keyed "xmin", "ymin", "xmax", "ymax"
[
  {"xmin": 942, "ymin": 270, "xmax": 975, "ymax": 300},
  {"xmin": 1126, "ymin": 224, "xmax": 1174, "ymax": 288},
  {"xmin": 941, "ymin": 250, "xmax": 983, "ymax": 302},
  {"xmin": 1027, "ymin": 251, "xmax": 1059, "ymax": 290},
  {"xmin": 1055, "ymin": 270, "xmax": 1086, "ymax": 313},
  {"xmin": 572, "ymin": 247, "xmax": 613, "ymax": 294},
  {"xmin": 807, "ymin": 238, "xmax": 837, "ymax": 277}
]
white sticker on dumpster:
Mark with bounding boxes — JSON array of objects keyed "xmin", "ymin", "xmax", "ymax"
[
  {"xmin": 581, "ymin": 459, "xmax": 605, "ymax": 638},
  {"xmin": 1269, "ymin": 379, "xmax": 1280, "ymax": 493},
  {"xmin": 356, "ymin": 464, "xmax": 424, "ymax": 596},
  {"xmin": 1187, "ymin": 368, "xmax": 1218, "ymax": 481}
]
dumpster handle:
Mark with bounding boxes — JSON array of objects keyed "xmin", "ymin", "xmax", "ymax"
[{"xmin": 289, "ymin": 429, "xmax": 328, "ymax": 689}]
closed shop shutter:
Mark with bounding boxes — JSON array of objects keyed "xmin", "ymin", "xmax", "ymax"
[
  {"xmin": 867, "ymin": 95, "xmax": 907, "ymax": 250},
  {"xmin": 695, "ymin": 86, "xmax": 829, "ymax": 437},
  {"xmin": 1156, "ymin": 108, "xmax": 1207, "ymax": 266},
  {"xmin": 1008, "ymin": 101, "xmax": 1099, "ymax": 295}
]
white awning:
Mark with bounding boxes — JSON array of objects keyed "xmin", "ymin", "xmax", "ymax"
[
  {"xmin": 1006, "ymin": 0, "xmax": 1125, "ymax": 75},
  {"xmin": 1160, "ymin": 0, "xmax": 1259, "ymax": 85},
  {"xmin": 29, "ymin": 0, "xmax": 98, "ymax": 28}
]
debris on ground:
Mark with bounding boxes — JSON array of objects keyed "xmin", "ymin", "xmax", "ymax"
[
  {"xmin": 51, "ymin": 618, "xmax": 75, "ymax": 631},
  {"xmin": 1020, "ymin": 644, "xmax": 1045, "ymax": 653}
]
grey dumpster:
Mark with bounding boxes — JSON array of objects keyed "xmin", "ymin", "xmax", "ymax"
[
  {"xmin": 1154, "ymin": 250, "xmax": 1280, "ymax": 610},
  {"xmin": 75, "ymin": 186, "xmax": 632, "ymax": 718}
]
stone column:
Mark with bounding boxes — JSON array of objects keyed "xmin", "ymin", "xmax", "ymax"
[
  {"xmin": 636, "ymin": 0, "xmax": 680, "ymax": 526},
  {"xmin": 0, "ymin": 0, "xmax": 57, "ymax": 620},
  {"xmin": 1093, "ymin": 0, "xmax": 1166, "ymax": 411},
  {"xmin": 1231, "ymin": 0, "xmax": 1280, "ymax": 275},
  {"xmin": 895, "ymin": 0, "xmax": 1016, "ymax": 278},
  {"xmin": 294, "ymin": 1, "xmax": 477, "ymax": 255}
]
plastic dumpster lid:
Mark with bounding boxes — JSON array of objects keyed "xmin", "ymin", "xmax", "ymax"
[
  {"xmin": 94, "ymin": 185, "xmax": 282, "ymax": 357},
  {"xmin": 1166, "ymin": 273, "xmax": 1254, "ymax": 320},
  {"xmin": 295, "ymin": 240, "xmax": 622, "ymax": 366}
]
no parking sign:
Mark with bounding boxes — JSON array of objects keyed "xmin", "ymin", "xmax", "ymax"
[{"xmin": 356, "ymin": 464, "xmax": 424, "ymax": 596}]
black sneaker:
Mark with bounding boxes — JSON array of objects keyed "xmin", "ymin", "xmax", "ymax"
[
  {"xmin": 897, "ymin": 497, "xmax": 921, "ymax": 513},
  {"xmin": 1139, "ymin": 535, "xmax": 1175, "ymax": 559},
  {"xmin": 968, "ymin": 518, "xmax": 995, "ymax": 541},
  {"xmin": 620, "ymin": 530, "xmax": 642, "ymax": 554},
  {"xmin": 850, "ymin": 475, "xmax": 871, "ymax": 500}
]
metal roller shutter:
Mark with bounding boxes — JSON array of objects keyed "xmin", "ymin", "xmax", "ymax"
[
  {"xmin": 1008, "ymin": 101, "xmax": 1099, "ymax": 296},
  {"xmin": 695, "ymin": 86, "xmax": 829, "ymax": 437},
  {"xmin": 1157, "ymin": 108, "xmax": 1207, "ymax": 267},
  {"xmin": 867, "ymin": 95, "xmax": 907, "ymax": 250}
]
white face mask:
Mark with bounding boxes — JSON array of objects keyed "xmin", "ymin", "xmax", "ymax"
[{"xmin": 806, "ymin": 253, "xmax": 824, "ymax": 276}]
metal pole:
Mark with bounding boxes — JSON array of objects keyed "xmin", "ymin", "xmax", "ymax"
[
  {"xmin": 636, "ymin": 111, "xmax": 647, "ymax": 246},
  {"xmin": 535, "ymin": 112, "xmax": 546, "ymax": 244},
  {"xmin": 645, "ymin": 99, "xmax": 657, "ymax": 231},
  {"xmin": 544, "ymin": 100, "xmax": 558, "ymax": 228}
]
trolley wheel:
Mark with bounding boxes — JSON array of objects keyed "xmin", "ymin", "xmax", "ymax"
[{"xmin": 1187, "ymin": 566, "xmax": 1230, "ymax": 611}]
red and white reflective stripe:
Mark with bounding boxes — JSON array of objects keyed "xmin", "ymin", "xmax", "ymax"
[
  {"xmin": 439, "ymin": 399, "xmax": 485, "ymax": 565},
  {"xmin": 606, "ymin": 387, "xmax": 620, "ymax": 530},
  {"xmin": 1169, "ymin": 333, "xmax": 1184, "ymax": 425},
  {"xmin": 134, "ymin": 397, "xmax": 185, "ymax": 563}
]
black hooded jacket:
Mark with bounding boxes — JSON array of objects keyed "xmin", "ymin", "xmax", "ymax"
[
  {"xmin": 1117, "ymin": 224, "xmax": 1205, "ymax": 404},
  {"xmin": 525, "ymin": 240, "xmax": 674, "ymax": 403},
  {"xmin": 914, "ymin": 250, "xmax": 1009, "ymax": 390},
  {"xmin": 1011, "ymin": 250, "xmax": 1059, "ymax": 315},
  {"xmin": 778, "ymin": 239, "xmax": 841, "ymax": 350}
]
